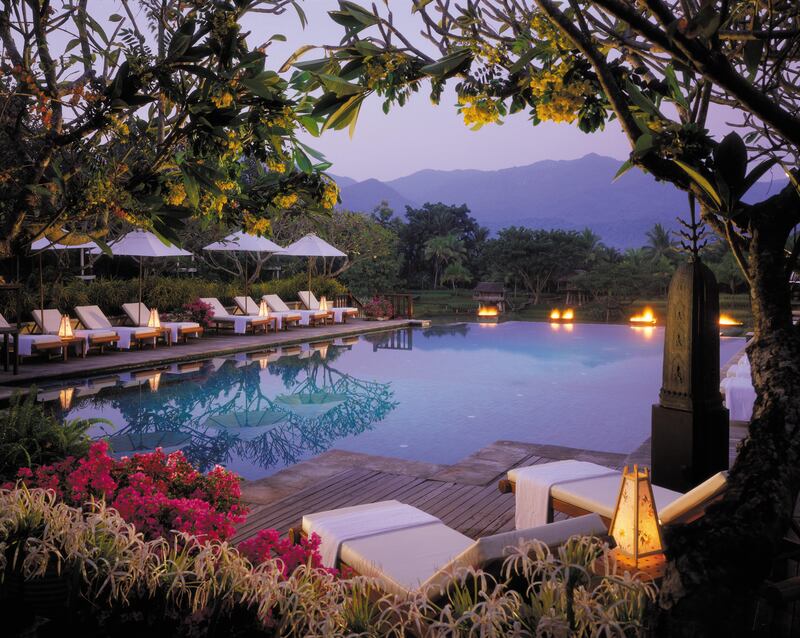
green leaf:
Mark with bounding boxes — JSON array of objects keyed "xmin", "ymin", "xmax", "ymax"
[
  {"xmin": 744, "ymin": 39, "xmax": 764, "ymax": 76},
  {"xmin": 316, "ymin": 73, "xmax": 364, "ymax": 97},
  {"xmin": 338, "ymin": 2, "xmax": 379, "ymax": 26},
  {"xmin": 713, "ymin": 132, "xmax": 748, "ymax": 207},
  {"xmin": 240, "ymin": 71, "xmax": 282, "ymax": 100},
  {"xmin": 168, "ymin": 20, "xmax": 196, "ymax": 59},
  {"xmin": 632, "ymin": 133, "xmax": 653, "ymax": 158},
  {"xmin": 412, "ymin": 0, "xmax": 434, "ymax": 12},
  {"xmin": 321, "ymin": 93, "xmax": 364, "ymax": 133},
  {"xmin": 294, "ymin": 148, "xmax": 313, "ymax": 173},
  {"xmin": 674, "ymin": 160, "xmax": 722, "ymax": 208},
  {"xmin": 613, "ymin": 159, "xmax": 634, "ymax": 182},
  {"xmin": 740, "ymin": 158, "xmax": 777, "ymax": 197},
  {"xmin": 280, "ymin": 45, "xmax": 319, "ymax": 73},
  {"xmin": 624, "ymin": 80, "xmax": 663, "ymax": 119},
  {"xmin": 421, "ymin": 49, "xmax": 472, "ymax": 78},
  {"xmin": 664, "ymin": 65, "xmax": 689, "ymax": 110}
]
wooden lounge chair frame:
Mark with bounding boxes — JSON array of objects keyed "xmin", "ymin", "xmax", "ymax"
[
  {"xmin": 262, "ymin": 294, "xmax": 329, "ymax": 327},
  {"xmin": 122, "ymin": 302, "xmax": 204, "ymax": 343},
  {"xmin": 298, "ymin": 291, "xmax": 359, "ymax": 323},
  {"xmin": 32, "ymin": 308, "xmax": 119, "ymax": 354},
  {"xmin": 199, "ymin": 298, "xmax": 274, "ymax": 334},
  {"xmin": 232, "ymin": 296, "xmax": 301, "ymax": 331},
  {"xmin": 74, "ymin": 305, "xmax": 163, "ymax": 349}
]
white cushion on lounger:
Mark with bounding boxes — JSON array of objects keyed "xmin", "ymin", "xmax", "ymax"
[
  {"xmin": 74, "ymin": 305, "xmax": 113, "ymax": 330},
  {"xmin": 234, "ymin": 296, "xmax": 260, "ymax": 315},
  {"xmin": 199, "ymin": 297, "xmax": 234, "ymax": 318},
  {"xmin": 549, "ymin": 474, "xmax": 682, "ymax": 520},
  {"xmin": 659, "ymin": 471, "xmax": 727, "ymax": 524},
  {"xmin": 341, "ymin": 523, "xmax": 473, "ymax": 596},
  {"xmin": 31, "ymin": 308, "xmax": 63, "ymax": 333},
  {"xmin": 263, "ymin": 294, "xmax": 291, "ymax": 313}
]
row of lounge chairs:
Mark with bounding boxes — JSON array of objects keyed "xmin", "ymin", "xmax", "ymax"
[
  {"xmin": 1, "ymin": 292, "xmax": 360, "ymax": 365},
  {"xmin": 295, "ymin": 460, "xmax": 728, "ymax": 597}
]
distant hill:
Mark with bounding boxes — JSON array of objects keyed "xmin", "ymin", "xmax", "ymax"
[{"xmin": 334, "ymin": 154, "xmax": 787, "ymax": 248}]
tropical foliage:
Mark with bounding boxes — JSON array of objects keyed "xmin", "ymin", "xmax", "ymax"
[
  {"xmin": 0, "ymin": 485, "xmax": 657, "ymax": 637},
  {"xmin": 0, "ymin": 0, "xmax": 337, "ymax": 257}
]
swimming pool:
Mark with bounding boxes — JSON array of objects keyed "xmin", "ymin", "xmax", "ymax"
[{"xmin": 48, "ymin": 322, "xmax": 744, "ymax": 480}]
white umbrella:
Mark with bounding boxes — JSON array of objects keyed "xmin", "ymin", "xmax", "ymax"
[
  {"xmin": 203, "ymin": 231, "xmax": 284, "ymax": 299},
  {"xmin": 31, "ymin": 231, "xmax": 100, "ymax": 321},
  {"xmin": 280, "ymin": 234, "xmax": 346, "ymax": 295},
  {"xmin": 91, "ymin": 230, "xmax": 192, "ymax": 324}
]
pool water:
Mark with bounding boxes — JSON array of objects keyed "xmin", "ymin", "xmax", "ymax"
[{"xmin": 52, "ymin": 322, "xmax": 744, "ymax": 480}]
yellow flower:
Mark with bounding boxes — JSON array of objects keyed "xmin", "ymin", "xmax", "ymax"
[
  {"xmin": 164, "ymin": 182, "xmax": 187, "ymax": 207},
  {"xmin": 272, "ymin": 192, "xmax": 299, "ymax": 209},
  {"xmin": 457, "ymin": 94, "xmax": 501, "ymax": 128},
  {"xmin": 266, "ymin": 157, "xmax": 286, "ymax": 174},
  {"xmin": 211, "ymin": 91, "xmax": 234, "ymax": 108},
  {"xmin": 321, "ymin": 181, "xmax": 339, "ymax": 210},
  {"xmin": 243, "ymin": 212, "xmax": 271, "ymax": 235}
]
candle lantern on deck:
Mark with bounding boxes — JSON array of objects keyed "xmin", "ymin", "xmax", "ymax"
[
  {"xmin": 58, "ymin": 314, "xmax": 74, "ymax": 338},
  {"xmin": 147, "ymin": 308, "xmax": 161, "ymax": 328},
  {"xmin": 319, "ymin": 296, "xmax": 329, "ymax": 312},
  {"xmin": 258, "ymin": 300, "xmax": 270, "ymax": 317},
  {"xmin": 609, "ymin": 465, "xmax": 664, "ymax": 569}
]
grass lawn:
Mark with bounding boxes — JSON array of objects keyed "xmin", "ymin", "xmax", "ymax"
[{"xmin": 411, "ymin": 288, "xmax": 754, "ymax": 335}]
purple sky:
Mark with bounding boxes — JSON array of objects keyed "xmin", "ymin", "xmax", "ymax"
[{"xmin": 250, "ymin": 2, "xmax": 633, "ymax": 181}]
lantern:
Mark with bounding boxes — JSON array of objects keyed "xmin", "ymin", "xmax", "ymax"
[
  {"xmin": 319, "ymin": 296, "xmax": 329, "ymax": 312},
  {"xmin": 59, "ymin": 387, "xmax": 74, "ymax": 410},
  {"xmin": 562, "ymin": 308, "xmax": 574, "ymax": 321},
  {"xmin": 258, "ymin": 300, "xmax": 270, "ymax": 317},
  {"xmin": 147, "ymin": 308, "xmax": 161, "ymax": 328},
  {"xmin": 58, "ymin": 314, "xmax": 74, "ymax": 338},
  {"xmin": 148, "ymin": 372, "xmax": 161, "ymax": 393},
  {"xmin": 609, "ymin": 465, "xmax": 665, "ymax": 568},
  {"xmin": 549, "ymin": 309, "xmax": 561, "ymax": 321}
]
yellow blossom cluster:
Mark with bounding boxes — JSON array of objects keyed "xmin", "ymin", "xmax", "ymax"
[
  {"xmin": 216, "ymin": 179, "xmax": 238, "ymax": 193},
  {"xmin": 164, "ymin": 181, "xmax": 187, "ymax": 207},
  {"xmin": 243, "ymin": 212, "xmax": 271, "ymax": 235},
  {"xmin": 529, "ymin": 66, "xmax": 593, "ymax": 124},
  {"xmin": 220, "ymin": 131, "xmax": 243, "ymax": 161},
  {"xmin": 107, "ymin": 115, "xmax": 130, "ymax": 138},
  {"xmin": 320, "ymin": 180, "xmax": 339, "ymax": 210},
  {"xmin": 530, "ymin": 12, "xmax": 572, "ymax": 51},
  {"xmin": 272, "ymin": 192, "xmax": 299, "ymax": 209},
  {"xmin": 457, "ymin": 94, "xmax": 501, "ymax": 128},
  {"xmin": 264, "ymin": 106, "xmax": 295, "ymax": 130},
  {"xmin": 211, "ymin": 91, "xmax": 234, "ymax": 108},
  {"xmin": 266, "ymin": 157, "xmax": 286, "ymax": 174},
  {"xmin": 475, "ymin": 41, "xmax": 503, "ymax": 66}
]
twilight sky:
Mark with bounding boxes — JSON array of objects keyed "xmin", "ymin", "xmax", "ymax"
[{"xmin": 247, "ymin": 2, "xmax": 632, "ymax": 181}]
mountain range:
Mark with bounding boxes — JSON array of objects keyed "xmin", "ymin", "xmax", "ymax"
[{"xmin": 334, "ymin": 154, "xmax": 787, "ymax": 248}]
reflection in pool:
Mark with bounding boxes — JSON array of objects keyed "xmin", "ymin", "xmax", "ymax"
[{"xmin": 44, "ymin": 322, "xmax": 744, "ymax": 480}]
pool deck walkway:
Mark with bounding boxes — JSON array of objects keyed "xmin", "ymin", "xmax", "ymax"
[{"xmin": 0, "ymin": 318, "xmax": 414, "ymax": 397}]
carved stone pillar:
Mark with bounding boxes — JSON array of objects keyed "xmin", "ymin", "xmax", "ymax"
[{"xmin": 651, "ymin": 258, "xmax": 729, "ymax": 492}]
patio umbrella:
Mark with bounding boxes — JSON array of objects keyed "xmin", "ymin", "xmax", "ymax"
[
  {"xmin": 279, "ymin": 234, "xmax": 346, "ymax": 296},
  {"xmin": 31, "ymin": 232, "xmax": 99, "ymax": 325},
  {"xmin": 203, "ymin": 231, "xmax": 284, "ymax": 300},
  {"xmin": 91, "ymin": 230, "xmax": 191, "ymax": 325}
]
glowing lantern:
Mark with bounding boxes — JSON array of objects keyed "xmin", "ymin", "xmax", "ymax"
[
  {"xmin": 609, "ymin": 465, "xmax": 665, "ymax": 568},
  {"xmin": 550, "ymin": 309, "xmax": 561, "ymax": 321},
  {"xmin": 562, "ymin": 308, "xmax": 574, "ymax": 321},
  {"xmin": 630, "ymin": 308, "xmax": 657, "ymax": 326},
  {"xmin": 147, "ymin": 308, "xmax": 161, "ymax": 328},
  {"xmin": 258, "ymin": 300, "xmax": 270, "ymax": 317},
  {"xmin": 58, "ymin": 314, "xmax": 74, "ymax": 338},
  {"xmin": 719, "ymin": 314, "xmax": 743, "ymax": 327},
  {"xmin": 148, "ymin": 372, "xmax": 161, "ymax": 393},
  {"xmin": 477, "ymin": 305, "xmax": 499, "ymax": 317},
  {"xmin": 59, "ymin": 387, "xmax": 74, "ymax": 410},
  {"xmin": 319, "ymin": 296, "xmax": 329, "ymax": 312}
]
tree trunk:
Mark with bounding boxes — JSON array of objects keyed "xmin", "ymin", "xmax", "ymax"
[{"xmin": 658, "ymin": 221, "xmax": 800, "ymax": 636}]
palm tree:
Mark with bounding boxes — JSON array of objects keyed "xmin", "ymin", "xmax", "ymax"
[
  {"xmin": 441, "ymin": 261, "xmax": 472, "ymax": 290},
  {"xmin": 424, "ymin": 234, "xmax": 466, "ymax": 288},
  {"xmin": 644, "ymin": 223, "xmax": 676, "ymax": 262}
]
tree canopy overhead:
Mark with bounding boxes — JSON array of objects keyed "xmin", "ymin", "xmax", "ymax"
[
  {"xmin": 0, "ymin": 0, "xmax": 337, "ymax": 256},
  {"xmin": 296, "ymin": 1, "xmax": 800, "ymax": 634}
]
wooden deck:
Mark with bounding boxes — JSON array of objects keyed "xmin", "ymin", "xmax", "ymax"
[
  {"xmin": 233, "ymin": 442, "xmax": 626, "ymax": 543},
  {"xmin": 0, "ymin": 319, "xmax": 413, "ymax": 394}
]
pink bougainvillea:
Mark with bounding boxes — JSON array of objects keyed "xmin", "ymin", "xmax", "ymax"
[
  {"xmin": 238, "ymin": 528, "xmax": 329, "ymax": 577},
  {"xmin": 9, "ymin": 441, "xmax": 247, "ymax": 543}
]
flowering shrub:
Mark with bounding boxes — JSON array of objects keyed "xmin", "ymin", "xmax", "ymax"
[
  {"xmin": 363, "ymin": 296, "xmax": 393, "ymax": 318},
  {"xmin": 238, "ymin": 528, "xmax": 328, "ymax": 577},
  {"xmin": 182, "ymin": 298, "xmax": 215, "ymax": 327},
  {"xmin": 8, "ymin": 441, "xmax": 247, "ymax": 542}
]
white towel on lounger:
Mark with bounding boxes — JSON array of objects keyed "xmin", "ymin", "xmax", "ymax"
[
  {"xmin": 304, "ymin": 500, "xmax": 439, "ymax": 569},
  {"xmin": 512, "ymin": 460, "xmax": 617, "ymax": 529}
]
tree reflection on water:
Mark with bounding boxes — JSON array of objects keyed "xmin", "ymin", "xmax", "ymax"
[{"xmin": 70, "ymin": 344, "xmax": 397, "ymax": 474}]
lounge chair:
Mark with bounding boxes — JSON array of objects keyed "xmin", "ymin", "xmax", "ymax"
[
  {"xmin": 299, "ymin": 500, "xmax": 607, "ymax": 598},
  {"xmin": 0, "ymin": 311, "xmax": 65, "ymax": 361},
  {"xmin": 74, "ymin": 305, "xmax": 163, "ymax": 349},
  {"xmin": 262, "ymin": 294, "xmax": 329, "ymax": 327},
  {"xmin": 233, "ymin": 296, "xmax": 301, "ymax": 331},
  {"xmin": 198, "ymin": 297, "xmax": 274, "ymax": 334},
  {"xmin": 498, "ymin": 460, "xmax": 728, "ymax": 527},
  {"xmin": 122, "ymin": 302, "xmax": 203, "ymax": 344},
  {"xmin": 32, "ymin": 308, "xmax": 119, "ymax": 354},
  {"xmin": 298, "ymin": 291, "xmax": 359, "ymax": 323}
]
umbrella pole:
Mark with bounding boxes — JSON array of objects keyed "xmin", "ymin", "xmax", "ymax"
[
  {"xmin": 308, "ymin": 256, "xmax": 312, "ymax": 296},
  {"xmin": 244, "ymin": 255, "xmax": 248, "ymax": 301},
  {"xmin": 138, "ymin": 259, "xmax": 143, "ymax": 325},
  {"xmin": 39, "ymin": 253, "xmax": 44, "ymax": 329}
]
